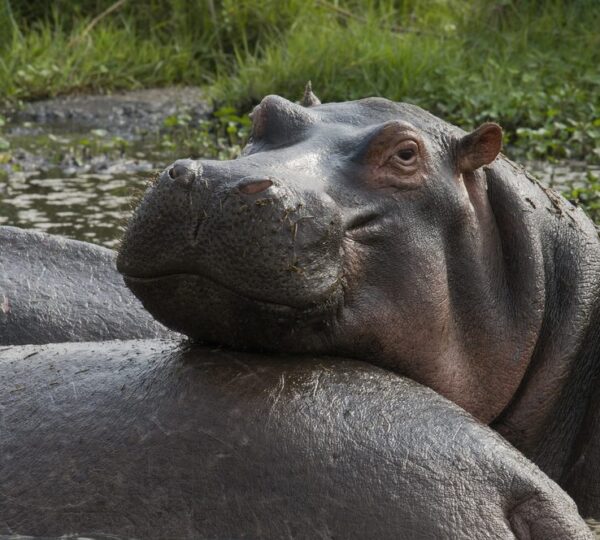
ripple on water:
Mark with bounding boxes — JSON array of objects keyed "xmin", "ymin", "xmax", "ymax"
[
  {"xmin": 0, "ymin": 148, "xmax": 597, "ymax": 250},
  {"xmin": 0, "ymin": 171, "xmax": 149, "ymax": 248}
]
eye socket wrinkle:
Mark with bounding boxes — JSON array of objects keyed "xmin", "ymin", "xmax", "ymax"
[{"xmin": 348, "ymin": 120, "xmax": 420, "ymax": 165}]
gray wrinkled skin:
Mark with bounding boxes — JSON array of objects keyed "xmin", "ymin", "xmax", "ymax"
[
  {"xmin": 118, "ymin": 95, "xmax": 600, "ymax": 515},
  {"xmin": 0, "ymin": 340, "xmax": 592, "ymax": 539},
  {"xmin": 0, "ymin": 226, "xmax": 174, "ymax": 345}
]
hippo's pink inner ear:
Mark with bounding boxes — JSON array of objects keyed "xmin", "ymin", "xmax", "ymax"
[{"xmin": 457, "ymin": 123, "xmax": 503, "ymax": 173}]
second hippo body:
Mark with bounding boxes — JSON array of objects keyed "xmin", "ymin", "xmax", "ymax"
[
  {"xmin": 0, "ymin": 340, "xmax": 592, "ymax": 539},
  {"xmin": 0, "ymin": 226, "xmax": 173, "ymax": 345}
]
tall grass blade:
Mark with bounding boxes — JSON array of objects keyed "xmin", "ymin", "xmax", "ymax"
[{"xmin": 0, "ymin": 0, "xmax": 19, "ymax": 50}]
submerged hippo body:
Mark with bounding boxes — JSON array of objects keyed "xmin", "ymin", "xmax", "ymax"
[
  {"xmin": 118, "ymin": 92, "xmax": 600, "ymax": 514},
  {"xmin": 0, "ymin": 226, "xmax": 173, "ymax": 345},
  {"xmin": 0, "ymin": 340, "xmax": 592, "ymax": 539}
]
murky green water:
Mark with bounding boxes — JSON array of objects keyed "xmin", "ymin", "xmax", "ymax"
[
  {"xmin": 2, "ymin": 151, "xmax": 597, "ymax": 250},
  {"xmin": 0, "ymin": 127, "xmax": 168, "ymax": 248},
  {"xmin": 0, "ymin": 171, "xmax": 142, "ymax": 248},
  {"xmin": 0, "ymin": 89, "xmax": 255, "ymax": 247},
  {"xmin": 0, "ymin": 93, "xmax": 598, "ymax": 250}
]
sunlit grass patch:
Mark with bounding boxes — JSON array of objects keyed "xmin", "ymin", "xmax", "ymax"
[{"xmin": 1, "ymin": 0, "xmax": 599, "ymax": 168}]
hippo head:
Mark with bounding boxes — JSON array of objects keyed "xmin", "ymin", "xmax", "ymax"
[{"xmin": 119, "ymin": 91, "xmax": 593, "ymax": 427}]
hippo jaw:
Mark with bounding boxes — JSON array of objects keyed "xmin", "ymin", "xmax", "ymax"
[{"xmin": 122, "ymin": 271, "xmax": 345, "ymax": 352}]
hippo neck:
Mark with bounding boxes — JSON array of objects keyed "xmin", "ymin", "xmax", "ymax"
[
  {"xmin": 489, "ymin": 158, "xmax": 600, "ymax": 483},
  {"xmin": 437, "ymin": 163, "xmax": 547, "ymax": 422}
]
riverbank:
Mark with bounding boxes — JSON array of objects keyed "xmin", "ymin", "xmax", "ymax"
[{"xmin": 1, "ymin": 1, "xmax": 599, "ymax": 165}]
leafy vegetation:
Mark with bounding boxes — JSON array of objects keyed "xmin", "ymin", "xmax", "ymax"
[
  {"xmin": 160, "ymin": 106, "xmax": 251, "ymax": 160},
  {"xmin": 0, "ymin": 115, "xmax": 8, "ymax": 151},
  {"xmin": 1, "ymin": 1, "xmax": 598, "ymax": 222},
  {"xmin": 561, "ymin": 172, "xmax": 600, "ymax": 226}
]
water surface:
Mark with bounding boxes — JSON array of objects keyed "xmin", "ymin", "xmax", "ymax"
[{"xmin": 0, "ymin": 91, "xmax": 597, "ymax": 248}]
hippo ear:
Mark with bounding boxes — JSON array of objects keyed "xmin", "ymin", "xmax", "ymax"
[
  {"xmin": 457, "ymin": 123, "xmax": 503, "ymax": 173},
  {"xmin": 301, "ymin": 81, "xmax": 321, "ymax": 107}
]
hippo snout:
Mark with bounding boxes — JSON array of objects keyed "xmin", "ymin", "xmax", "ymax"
[{"xmin": 118, "ymin": 156, "xmax": 347, "ymax": 343}]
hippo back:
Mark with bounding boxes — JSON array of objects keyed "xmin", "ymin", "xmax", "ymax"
[
  {"xmin": 0, "ymin": 226, "xmax": 174, "ymax": 345},
  {"xmin": 0, "ymin": 340, "xmax": 592, "ymax": 539}
]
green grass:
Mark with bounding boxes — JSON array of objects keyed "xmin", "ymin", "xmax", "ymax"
[
  {"xmin": 0, "ymin": 18, "xmax": 207, "ymax": 100},
  {"xmin": 214, "ymin": 1, "xmax": 600, "ymax": 164},
  {"xmin": 1, "ymin": 0, "xmax": 599, "ymax": 168}
]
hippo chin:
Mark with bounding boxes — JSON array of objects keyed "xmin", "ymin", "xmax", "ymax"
[{"xmin": 118, "ymin": 92, "xmax": 600, "ymax": 515}]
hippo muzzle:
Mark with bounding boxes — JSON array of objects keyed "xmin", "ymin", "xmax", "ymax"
[{"xmin": 118, "ymin": 150, "xmax": 348, "ymax": 349}]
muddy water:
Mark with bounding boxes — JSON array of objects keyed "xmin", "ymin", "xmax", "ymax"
[
  {"xmin": 0, "ymin": 88, "xmax": 211, "ymax": 247},
  {"xmin": 1, "ymin": 88, "xmax": 598, "ymax": 248},
  {"xmin": 0, "ymin": 134, "xmax": 163, "ymax": 248}
]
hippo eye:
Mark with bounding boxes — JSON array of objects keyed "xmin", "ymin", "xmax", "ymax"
[
  {"xmin": 394, "ymin": 141, "xmax": 419, "ymax": 166},
  {"xmin": 397, "ymin": 148, "xmax": 415, "ymax": 161}
]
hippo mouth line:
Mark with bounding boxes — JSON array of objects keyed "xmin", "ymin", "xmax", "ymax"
[{"xmin": 123, "ymin": 271, "xmax": 344, "ymax": 314}]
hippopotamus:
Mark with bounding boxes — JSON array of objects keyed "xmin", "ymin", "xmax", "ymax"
[
  {"xmin": 0, "ymin": 339, "xmax": 592, "ymax": 539},
  {"xmin": 0, "ymin": 225, "xmax": 173, "ymax": 345},
  {"xmin": 117, "ymin": 90, "xmax": 600, "ymax": 516},
  {"xmin": 1, "ymin": 227, "xmax": 593, "ymax": 537}
]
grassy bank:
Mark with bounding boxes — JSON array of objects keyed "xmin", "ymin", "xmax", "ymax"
[
  {"xmin": 2, "ymin": 1, "xmax": 599, "ymax": 162},
  {"xmin": 1, "ymin": 1, "xmax": 598, "ymax": 223}
]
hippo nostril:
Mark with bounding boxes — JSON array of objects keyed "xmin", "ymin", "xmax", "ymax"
[
  {"xmin": 167, "ymin": 162, "xmax": 198, "ymax": 188},
  {"xmin": 238, "ymin": 178, "xmax": 273, "ymax": 195},
  {"xmin": 169, "ymin": 164, "xmax": 190, "ymax": 180}
]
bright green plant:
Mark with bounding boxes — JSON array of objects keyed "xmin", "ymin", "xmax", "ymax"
[{"xmin": 559, "ymin": 172, "xmax": 600, "ymax": 227}]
